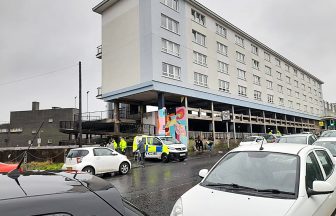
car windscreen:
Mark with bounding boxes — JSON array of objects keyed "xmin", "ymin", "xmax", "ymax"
[
  {"xmin": 202, "ymin": 151, "xmax": 298, "ymax": 198},
  {"xmin": 314, "ymin": 141, "xmax": 336, "ymax": 157},
  {"xmin": 321, "ymin": 131, "xmax": 336, "ymax": 137},
  {"xmin": 277, "ymin": 136, "xmax": 307, "ymax": 144},
  {"xmin": 67, "ymin": 149, "xmax": 89, "ymax": 158},
  {"xmin": 160, "ymin": 137, "xmax": 181, "ymax": 145},
  {"xmin": 242, "ymin": 137, "xmax": 257, "ymax": 142}
]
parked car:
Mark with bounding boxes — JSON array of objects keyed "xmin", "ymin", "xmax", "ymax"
[
  {"xmin": 313, "ymin": 137, "xmax": 336, "ymax": 159},
  {"xmin": 62, "ymin": 147, "xmax": 131, "ymax": 175},
  {"xmin": 0, "ymin": 170, "xmax": 146, "ymax": 216},
  {"xmin": 0, "ymin": 163, "xmax": 19, "ymax": 173},
  {"xmin": 171, "ymin": 144, "xmax": 336, "ymax": 216},
  {"xmin": 262, "ymin": 134, "xmax": 281, "ymax": 143},
  {"xmin": 277, "ymin": 133, "xmax": 317, "ymax": 145},
  {"xmin": 239, "ymin": 136, "xmax": 267, "ymax": 146},
  {"xmin": 320, "ymin": 130, "xmax": 336, "ymax": 138}
]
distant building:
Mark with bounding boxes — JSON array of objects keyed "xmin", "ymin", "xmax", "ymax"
[
  {"xmin": 321, "ymin": 101, "xmax": 336, "ymax": 130},
  {"xmin": 0, "ymin": 102, "xmax": 78, "ymax": 147}
]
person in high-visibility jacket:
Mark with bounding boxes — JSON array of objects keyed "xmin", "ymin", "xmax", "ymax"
[
  {"xmin": 113, "ymin": 139, "xmax": 118, "ymax": 151},
  {"xmin": 120, "ymin": 137, "xmax": 127, "ymax": 155}
]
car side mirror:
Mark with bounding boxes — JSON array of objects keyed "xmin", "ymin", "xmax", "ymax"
[
  {"xmin": 307, "ymin": 181, "xmax": 334, "ymax": 197},
  {"xmin": 112, "ymin": 153, "xmax": 118, "ymax": 156},
  {"xmin": 199, "ymin": 169, "xmax": 208, "ymax": 178}
]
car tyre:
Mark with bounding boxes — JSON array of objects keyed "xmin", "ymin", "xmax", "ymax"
[
  {"xmin": 179, "ymin": 158, "xmax": 185, "ymax": 162},
  {"xmin": 161, "ymin": 153, "xmax": 169, "ymax": 163},
  {"xmin": 119, "ymin": 162, "xmax": 130, "ymax": 175},
  {"xmin": 82, "ymin": 166, "xmax": 95, "ymax": 175}
]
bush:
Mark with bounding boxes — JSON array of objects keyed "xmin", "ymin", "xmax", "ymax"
[{"xmin": 26, "ymin": 161, "xmax": 64, "ymax": 171}]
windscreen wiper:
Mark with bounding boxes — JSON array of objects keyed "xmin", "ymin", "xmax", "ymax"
[
  {"xmin": 256, "ymin": 189, "xmax": 295, "ymax": 195},
  {"xmin": 203, "ymin": 183, "xmax": 257, "ymax": 191}
]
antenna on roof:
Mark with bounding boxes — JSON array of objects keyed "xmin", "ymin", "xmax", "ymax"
[{"xmin": 259, "ymin": 142, "xmax": 264, "ymax": 151}]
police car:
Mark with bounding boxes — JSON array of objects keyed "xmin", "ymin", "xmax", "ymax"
[{"xmin": 133, "ymin": 135, "xmax": 188, "ymax": 162}]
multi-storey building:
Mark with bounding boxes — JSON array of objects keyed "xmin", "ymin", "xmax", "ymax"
[{"xmin": 93, "ymin": 0, "xmax": 324, "ymax": 138}]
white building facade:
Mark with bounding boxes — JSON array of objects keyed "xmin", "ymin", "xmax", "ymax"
[{"xmin": 94, "ymin": 0, "xmax": 324, "ymax": 135}]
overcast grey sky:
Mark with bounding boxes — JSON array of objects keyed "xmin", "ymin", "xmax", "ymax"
[{"xmin": 0, "ymin": 0, "xmax": 335, "ymax": 122}]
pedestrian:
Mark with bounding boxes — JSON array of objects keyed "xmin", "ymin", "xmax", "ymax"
[
  {"xmin": 207, "ymin": 136, "xmax": 214, "ymax": 152},
  {"xmin": 107, "ymin": 137, "xmax": 114, "ymax": 150},
  {"xmin": 195, "ymin": 136, "xmax": 203, "ymax": 151},
  {"xmin": 120, "ymin": 137, "xmax": 127, "ymax": 155},
  {"xmin": 137, "ymin": 138, "xmax": 146, "ymax": 166}
]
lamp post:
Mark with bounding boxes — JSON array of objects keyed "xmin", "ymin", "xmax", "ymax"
[
  {"xmin": 75, "ymin": 96, "xmax": 77, "ymax": 109},
  {"xmin": 86, "ymin": 91, "xmax": 90, "ymax": 120}
]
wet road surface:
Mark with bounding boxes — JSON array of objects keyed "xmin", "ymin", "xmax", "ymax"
[{"xmin": 103, "ymin": 153, "xmax": 223, "ymax": 216}]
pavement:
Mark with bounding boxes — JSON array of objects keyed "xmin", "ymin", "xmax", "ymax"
[{"xmin": 103, "ymin": 151, "xmax": 224, "ymax": 216}]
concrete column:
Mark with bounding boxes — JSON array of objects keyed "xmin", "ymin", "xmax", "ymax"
[
  {"xmin": 285, "ymin": 115, "xmax": 288, "ymax": 134},
  {"xmin": 113, "ymin": 101, "xmax": 120, "ymax": 133},
  {"xmin": 275, "ymin": 113, "xmax": 278, "ymax": 132},
  {"xmin": 211, "ymin": 101, "xmax": 216, "ymax": 146},
  {"xmin": 184, "ymin": 97, "xmax": 189, "ymax": 143},
  {"xmin": 232, "ymin": 105, "xmax": 236, "ymax": 141},
  {"xmin": 301, "ymin": 118, "xmax": 304, "ymax": 132},
  {"xmin": 158, "ymin": 92, "xmax": 165, "ymax": 109},
  {"xmin": 139, "ymin": 105, "xmax": 145, "ymax": 133},
  {"xmin": 249, "ymin": 108, "xmax": 253, "ymax": 134},
  {"xmin": 294, "ymin": 116, "xmax": 297, "ymax": 133},
  {"xmin": 263, "ymin": 111, "xmax": 267, "ymax": 133}
]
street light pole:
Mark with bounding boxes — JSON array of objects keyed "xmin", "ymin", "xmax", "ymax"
[
  {"xmin": 86, "ymin": 91, "xmax": 90, "ymax": 120},
  {"xmin": 78, "ymin": 61, "xmax": 82, "ymax": 148},
  {"xmin": 75, "ymin": 96, "xmax": 77, "ymax": 109}
]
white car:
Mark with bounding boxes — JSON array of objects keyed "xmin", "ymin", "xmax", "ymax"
[
  {"xmin": 277, "ymin": 133, "xmax": 317, "ymax": 145},
  {"xmin": 62, "ymin": 147, "xmax": 131, "ymax": 175},
  {"xmin": 171, "ymin": 144, "xmax": 336, "ymax": 216},
  {"xmin": 239, "ymin": 136, "xmax": 267, "ymax": 146},
  {"xmin": 314, "ymin": 137, "xmax": 336, "ymax": 159}
]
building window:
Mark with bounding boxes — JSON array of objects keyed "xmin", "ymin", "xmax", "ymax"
[
  {"xmin": 278, "ymin": 84, "xmax": 283, "ymax": 93},
  {"xmin": 286, "ymin": 76, "xmax": 291, "ymax": 84},
  {"xmin": 161, "ymin": 0, "xmax": 179, "ymax": 11},
  {"xmin": 252, "ymin": 59, "xmax": 259, "ymax": 70},
  {"xmin": 310, "ymin": 107, "xmax": 313, "ymax": 113},
  {"xmin": 48, "ymin": 118, "xmax": 53, "ymax": 123},
  {"xmin": 161, "ymin": 14, "xmax": 179, "ymax": 33},
  {"xmin": 294, "ymin": 80, "xmax": 298, "ymax": 87},
  {"xmin": 253, "ymin": 75, "xmax": 261, "ymax": 85},
  {"xmin": 293, "ymin": 69, "xmax": 298, "ymax": 76},
  {"xmin": 267, "ymin": 94, "xmax": 274, "ymax": 103},
  {"xmin": 314, "ymin": 89, "xmax": 317, "ymax": 95},
  {"xmin": 266, "ymin": 80, "xmax": 273, "ymax": 89},
  {"xmin": 217, "ymin": 42, "xmax": 228, "ymax": 55},
  {"xmin": 162, "ymin": 62, "xmax": 181, "ymax": 80},
  {"xmin": 238, "ymin": 85, "xmax": 247, "ymax": 96},
  {"xmin": 218, "ymin": 80, "xmax": 230, "ymax": 92},
  {"xmin": 295, "ymin": 91, "xmax": 299, "ymax": 98},
  {"xmin": 309, "ymin": 97, "xmax": 313, "ymax": 102},
  {"xmin": 161, "ymin": 38, "xmax": 180, "ymax": 56},
  {"xmin": 285, "ymin": 64, "xmax": 290, "ymax": 71},
  {"xmin": 308, "ymin": 87, "xmax": 312, "ymax": 93},
  {"xmin": 297, "ymin": 103, "xmax": 301, "ymax": 110},
  {"xmin": 237, "ymin": 69, "xmax": 246, "ymax": 80},
  {"xmin": 279, "ymin": 97, "xmax": 284, "ymax": 106},
  {"xmin": 193, "ymin": 51, "xmax": 207, "ymax": 66},
  {"xmin": 251, "ymin": 44, "xmax": 259, "ymax": 55},
  {"xmin": 304, "ymin": 105, "xmax": 307, "ymax": 112},
  {"xmin": 302, "ymin": 83, "xmax": 305, "ymax": 90},
  {"xmin": 191, "ymin": 9, "xmax": 206, "ymax": 26},
  {"xmin": 192, "ymin": 30, "xmax": 206, "ymax": 46},
  {"xmin": 236, "ymin": 51, "xmax": 245, "ymax": 63},
  {"xmin": 235, "ymin": 35, "xmax": 244, "ymax": 47},
  {"xmin": 275, "ymin": 58, "xmax": 281, "ymax": 67},
  {"xmin": 47, "ymin": 139, "xmax": 53, "ymax": 144},
  {"xmin": 307, "ymin": 77, "xmax": 311, "ymax": 83},
  {"xmin": 216, "ymin": 23, "xmax": 227, "ymax": 38},
  {"xmin": 288, "ymin": 100, "xmax": 293, "ymax": 109},
  {"xmin": 264, "ymin": 52, "xmax": 271, "ymax": 62},
  {"xmin": 254, "ymin": 90, "xmax": 261, "ymax": 100},
  {"xmin": 303, "ymin": 94, "xmax": 307, "ymax": 101},
  {"xmin": 287, "ymin": 88, "xmax": 292, "ymax": 96},
  {"xmin": 265, "ymin": 66, "xmax": 272, "ymax": 76},
  {"xmin": 217, "ymin": 61, "xmax": 229, "ymax": 73},
  {"xmin": 194, "ymin": 72, "xmax": 208, "ymax": 87},
  {"xmin": 276, "ymin": 71, "xmax": 282, "ymax": 80},
  {"xmin": 301, "ymin": 72, "xmax": 304, "ymax": 80}
]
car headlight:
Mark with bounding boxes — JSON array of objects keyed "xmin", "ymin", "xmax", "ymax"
[{"xmin": 170, "ymin": 197, "xmax": 183, "ymax": 216}]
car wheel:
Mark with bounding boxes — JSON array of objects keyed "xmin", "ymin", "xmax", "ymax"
[
  {"xmin": 119, "ymin": 162, "xmax": 130, "ymax": 175},
  {"xmin": 82, "ymin": 166, "xmax": 95, "ymax": 175},
  {"xmin": 161, "ymin": 153, "xmax": 169, "ymax": 163},
  {"xmin": 179, "ymin": 158, "xmax": 185, "ymax": 162}
]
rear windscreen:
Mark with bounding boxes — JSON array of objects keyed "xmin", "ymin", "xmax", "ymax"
[{"xmin": 67, "ymin": 150, "xmax": 89, "ymax": 158}]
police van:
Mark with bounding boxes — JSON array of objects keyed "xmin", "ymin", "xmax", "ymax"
[{"xmin": 133, "ymin": 135, "xmax": 188, "ymax": 162}]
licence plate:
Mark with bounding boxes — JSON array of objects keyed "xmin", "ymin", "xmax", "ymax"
[
  {"xmin": 67, "ymin": 167, "xmax": 72, "ymax": 170},
  {"xmin": 180, "ymin": 153, "xmax": 186, "ymax": 156}
]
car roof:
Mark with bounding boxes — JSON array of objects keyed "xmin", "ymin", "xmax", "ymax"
[
  {"xmin": 70, "ymin": 146, "xmax": 106, "ymax": 151},
  {"xmin": 280, "ymin": 134, "xmax": 311, "ymax": 138},
  {"xmin": 0, "ymin": 171, "xmax": 114, "ymax": 200},
  {"xmin": 315, "ymin": 137, "xmax": 336, "ymax": 142},
  {"xmin": 231, "ymin": 143, "xmax": 312, "ymax": 155}
]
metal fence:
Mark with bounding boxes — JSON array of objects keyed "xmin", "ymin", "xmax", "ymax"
[{"xmin": 189, "ymin": 131, "xmax": 265, "ymax": 140}]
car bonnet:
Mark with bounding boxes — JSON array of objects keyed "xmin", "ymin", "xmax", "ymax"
[{"xmin": 181, "ymin": 184, "xmax": 296, "ymax": 216}]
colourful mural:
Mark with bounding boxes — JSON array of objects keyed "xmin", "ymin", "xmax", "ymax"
[
  {"xmin": 164, "ymin": 107, "xmax": 188, "ymax": 146},
  {"xmin": 157, "ymin": 108, "xmax": 166, "ymax": 136}
]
